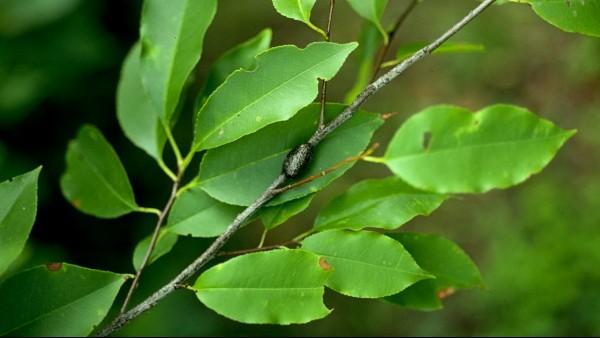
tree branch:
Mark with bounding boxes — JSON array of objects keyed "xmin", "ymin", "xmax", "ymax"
[{"xmin": 96, "ymin": 0, "xmax": 496, "ymax": 335}]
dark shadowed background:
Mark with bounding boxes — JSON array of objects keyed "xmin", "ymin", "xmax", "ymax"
[{"xmin": 1, "ymin": 0, "xmax": 599, "ymax": 336}]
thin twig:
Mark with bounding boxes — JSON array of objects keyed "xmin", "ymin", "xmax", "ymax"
[
  {"xmin": 119, "ymin": 172, "xmax": 182, "ymax": 314},
  {"xmin": 219, "ymin": 240, "xmax": 299, "ymax": 257},
  {"xmin": 370, "ymin": 0, "xmax": 419, "ymax": 83},
  {"xmin": 381, "ymin": 111, "xmax": 401, "ymax": 120},
  {"xmin": 318, "ymin": 0, "xmax": 335, "ymax": 129},
  {"xmin": 257, "ymin": 228, "xmax": 268, "ymax": 248},
  {"xmin": 96, "ymin": 1, "xmax": 496, "ymax": 335}
]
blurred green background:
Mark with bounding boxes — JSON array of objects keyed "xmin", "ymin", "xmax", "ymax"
[{"xmin": 1, "ymin": 0, "xmax": 599, "ymax": 336}]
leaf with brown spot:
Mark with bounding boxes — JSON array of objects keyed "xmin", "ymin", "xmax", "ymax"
[
  {"xmin": 383, "ymin": 104, "xmax": 575, "ymax": 193},
  {"xmin": 46, "ymin": 262, "xmax": 63, "ymax": 272},
  {"xmin": 319, "ymin": 257, "xmax": 332, "ymax": 271}
]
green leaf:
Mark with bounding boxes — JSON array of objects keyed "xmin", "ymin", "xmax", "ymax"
[
  {"xmin": 0, "ymin": 167, "xmax": 40, "ymax": 276},
  {"xmin": 382, "ymin": 104, "xmax": 576, "ymax": 193},
  {"xmin": 197, "ymin": 29, "xmax": 272, "ymax": 105},
  {"xmin": 60, "ymin": 125, "xmax": 138, "ymax": 218},
  {"xmin": 346, "ymin": 0, "xmax": 389, "ymax": 44},
  {"xmin": 271, "ymin": 0, "xmax": 326, "ymax": 37},
  {"xmin": 193, "ymin": 42, "xmax": 358, "ymax": 151},
  {"xmin": 515, "ymin": 0, "xmax": 600, "ymax": 37},
  {"xmin": 302, "ymin": 230, "xmax": 432, "ymax": 298},
  {"xmin": 386, "ymin": 232, "xmax": 483, "ymax": 311},
  {"xmin": 314, "ymin": 177, "xmax": 446, "ymax": 231},
  {"xmin": 260, "ymin": 194, "xmax": 314, "ymax": 230},
  {"xmin": 0, "ymin": 263, "xmax": 128, "ymax": 336},
  {"xmin": 344, "ymin": 21, "xmax": 383, "ymax": 104},
  {"xmin": 140, "ymin": 0, "xmax": 217, "ymax": 121},
  {"xmin": 198, "ymin": 103, "xmax": 383, "ymax": 206},
  {"xmin": 166, "ymin": 187, "xmax": 243, "ymax": 238},
  {"xmin": 132, "ymin": 230, "xmax": 179, "ymax": 271},
  {"xmin": 194, "ymin": 249, "xmax": 331, "ymax": 324},
  {"xmin": 117, "ymin": 43, "xmax": 166, "ymax": 161},
  {"xmin": 382, "ymin": 41, "xmax": 485, "ymax": 68}
]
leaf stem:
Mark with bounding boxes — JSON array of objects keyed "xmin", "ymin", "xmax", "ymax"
[
  {"xmin": 362, "ymin": 156, "xmax": 386, "ymax": 164},
  {"xmin": 96, "ymin": 1, "xmax": 496, "ymax": 334},
  {"xmin": 156, "ymin": 159, "xmax": 177, "ymax": 181},
  {"xmin": 136, "ymin": 207, "xmax": 162, "ymax": 216},
  {"xmin": 163, "ymin": 122, "xmax": 183, "ymax": 167},
  {"xmin": 257, "ymin": 229, "xmax": 268, "ymax": 249}
]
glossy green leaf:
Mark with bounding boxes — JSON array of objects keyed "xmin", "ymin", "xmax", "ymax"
[
  {"xmin": 386, "ymin": 232, "xmax": 483, "ymax": 311},
  {"xmin": 382, "ymin": 41, "xmax": 485, "ymax": 68},
  {"xmin": 513, "ymin": 0, "xmax": 600, "ymax": 37},
  {"xmin": 60, "ymin": 125, "xmax": 138, "ymax": 218},
  {"xmin": 193, "ymin": 42, "xmax": 358, "ymax": 151},
  {"xmin": 302, "ymin": 230, "xmax": 432, "ymax": 298},
  {"xmin": 132, "ymin": 230, "xmax": 179, "ymax": 271},
  {"xmin": 345, "ymin": 21, "xmax": 382, "ymax": 103},
  {"xmin": 117, "ymin": 43, "xmax": 166, "ymax": 161},
  {"xmin": 140, "ymin": 0, "xmax": 217, "ymax": 121},
  {"xmin": 0, "ymin": 263, "xmax": 128, "ymax": 336},
  {"xmin": 260, "ymin": 194, "xmax": 314, "ymax": 230},
  {"xmin": 314, "ymin": 177, "xmax": 446, "ymax": 231},
  {"xmin": 194, "ymin": 249, "xmax": 331, "ymax": 324},
  {"xmin": 346, "ymin": 0, "xmax": 389, "ymax": 44},
  {"xmin": 0, "ymin": 167, "xmax": 40, "ymax": 276},
  {"xmin": 383, "ymin": 104, "xmax": 576, "ymax": 193},
  {"xmin": 166, "ymin": 187, "xmax": 243, "ymax": 238},
  {"xmin": 198, "ymin": 104, "xmax": 383, "ymax": 206},
  {"xmin": 197, "ymin": 29, "xmax": 272, "ymax": 105},
  {"xmin": 271, "ymin": 0, "xmax": 326, "ymax": 37}
]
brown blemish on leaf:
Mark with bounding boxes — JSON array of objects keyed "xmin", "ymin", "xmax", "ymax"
[
  {"xmin": 46, "ymin": 262, "xmax": 63, "ymax": 272},
  {"xmin": 437, "ymin": 287, "xmax": 456, "ymax": 299},
  {"xmin": 422, "ymin": 131, "xmax": 432, "ymax": 150},
  {"xmin": 71, "ymin": 199, "xmax": 81, "ymax": 208},
  {"xmin": 319, "ymin": 257, "xmax": 332, "ymax": 271}
]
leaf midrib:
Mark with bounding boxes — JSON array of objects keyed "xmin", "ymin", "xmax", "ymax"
[
  {"xmin": 317, "ymin": 253, "xmax": 430, "ymax": 278},
  {"xmin": 197, "ymin": 286, "xmax": 323, "ymax": 292},
  {"xmin": 197, "ymin": 45, "xmax": 351, "ymax": 148},
  {"xmin": 388, "ymin": 132, "xmax": 571, "ymax": 162},
  {"xmin": 162, "ymin": 0, "xmax": 203, "ymax": 115},
  {"xmin": 74, "ymin": 146, "xmax": 137, "ymax": 211}
]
